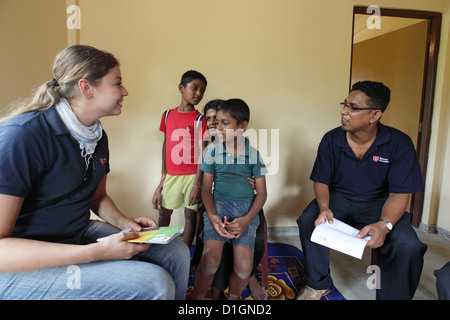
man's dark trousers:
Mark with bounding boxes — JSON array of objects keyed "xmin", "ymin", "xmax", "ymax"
[{"xmin": 297, "ymin": 192, "xmax": 427, "ymax": 300}]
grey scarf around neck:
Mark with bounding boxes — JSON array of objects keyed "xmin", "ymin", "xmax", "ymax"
[{"xmin": 55, "ymin": 98, "xmax": 103, "ymax": 170}]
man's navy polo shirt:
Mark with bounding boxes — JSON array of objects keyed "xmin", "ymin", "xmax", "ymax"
[
  {"xmin": 201, "ymin": 138, "xmax": 267, "ymax": 203},
  {"xmin": 0, "ymin": 107, "xmax": 110, "ymax": 241},
  {"xmin": 310, "ymin": 123, "xmax": 424, "ymax": 199}
]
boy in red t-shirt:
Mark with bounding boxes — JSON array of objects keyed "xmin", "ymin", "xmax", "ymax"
[{"xmin": 152, "ymin": 71, "xmax": 208, "ymax": 246}]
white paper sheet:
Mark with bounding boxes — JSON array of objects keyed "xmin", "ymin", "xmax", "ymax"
[{"xmin": 310, "ymin": 218, "xmax": 371, "ymax": 259}]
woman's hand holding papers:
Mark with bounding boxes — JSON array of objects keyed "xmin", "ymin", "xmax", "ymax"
[{"xmin": 91, "ymin": 231, "xmax": 151, "ymax": 262}]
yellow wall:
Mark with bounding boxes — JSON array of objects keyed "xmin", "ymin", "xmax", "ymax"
[
  {"xmin": 1, "ymin": 0, "xmax": 449, "ymax": 231},
  {"xmin": 0, "ymin": 0, "xmax": 67, "ymax": 113},
  {"xmin": 78, "ymin": 0, "xmax": 354, "ymax": 227},
  {"xmin": 352, "ymin": 21, "xmax": 428, "ymax": 149},
  {"xmin": 423, "ymin": 0, "xmax": 450, "ymax": 232}
]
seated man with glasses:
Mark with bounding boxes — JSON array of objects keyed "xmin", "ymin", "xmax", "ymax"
[{"xmin": 296, "ymin": 81, "xmax": 427, "ymax": 300}]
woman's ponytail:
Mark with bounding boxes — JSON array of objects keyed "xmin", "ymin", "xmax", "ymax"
[{"xmin": 0, "ymin": 45, "xmax": 119, "ymax": 125}]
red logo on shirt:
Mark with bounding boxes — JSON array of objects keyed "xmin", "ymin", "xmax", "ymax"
[{"xmin": 373, "ymin": 156, "xmax": 390, "ymax": 163}]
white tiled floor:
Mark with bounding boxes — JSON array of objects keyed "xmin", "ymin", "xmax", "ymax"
[{"xmin": 267, "ymin": 227, "xmax": 450, "ymax": 300}]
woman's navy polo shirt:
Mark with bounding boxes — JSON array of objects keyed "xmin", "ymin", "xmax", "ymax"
[
  {"xmin": 0, "ymin": 107, "xmax": 110, "ymax": 242},
  {"xmin": 310, "ymin": 123, "xmax": 424, "ymax": 199}
]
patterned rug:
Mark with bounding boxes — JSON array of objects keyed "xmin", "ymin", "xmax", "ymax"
[{"xmin": 187, "ymin": 242, "xmax": 345, "ymax": 300}]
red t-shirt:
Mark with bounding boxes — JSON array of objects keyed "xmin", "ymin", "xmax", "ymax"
[{"xmin": 159, "ymin": 108, "xmax": 207, "ymax": 175}]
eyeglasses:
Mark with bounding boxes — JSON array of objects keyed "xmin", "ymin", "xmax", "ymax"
[{"xmin": 340, "ymin": 102, "xmax": 378, "ymax": 112}]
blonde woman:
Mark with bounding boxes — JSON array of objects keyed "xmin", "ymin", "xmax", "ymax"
[{"xmin": 0, "ymin": 45, "xmax": 189, "ymax": 300}]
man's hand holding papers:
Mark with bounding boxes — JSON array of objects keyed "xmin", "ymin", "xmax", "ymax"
[{"xmin": 311, "ymin": 218, "xmax": 371, "ymax": 259}]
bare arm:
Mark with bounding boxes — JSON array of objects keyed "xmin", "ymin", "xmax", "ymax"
[
  {"xmin": 189, "ymin": 140, "xmax": 208, "ymax": 206},
  {"xmin": 357, "ymin": 193, "xmax": 410, "ymax": 248},
  {"xmin": 90, "ymin": 175, "xmax": 157, "ymax": 230},
  {"xmin": 313, "ymin": 182, "xmax": 334, "ymax": 226},
  {"xmin": 202, "ymin": 172, "xmax": 234, "ymax": 239},
  {"xmin": 226, "ymin": 176, "xmax": 267, "ymax": 238},
  {"xmin": 152, "ymin": 134, "xmax": 167, "ymax": 210},
  {"xmin": 90, "ymin": 175, "xmax": 131, "ymax": 229},
  {"xmin": 0, "ymin": 179, "xmax": 152, "ymax": 273},
  {"xmin": 0, "ymin": 194, "xmax": 95, "ymax": 272}
]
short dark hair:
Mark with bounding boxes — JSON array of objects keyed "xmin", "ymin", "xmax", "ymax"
[
  {"xmin": 350, "ymin": 81, "xmax": 391, "ymax": 112},
  {"xmin": 203, "ymin": 99, "xmax": 224, "ymax": 114},
  {"xmin": 180, "ymin": 70, "xmax": 207, "ymax": 87},
  {"xmin": 217, "ymin": 99, "xmax": 250, "ymax": 124}
]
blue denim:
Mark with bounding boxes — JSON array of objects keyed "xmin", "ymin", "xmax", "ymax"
[
  {"xmin": 0, "ymin": 220, "xmax": 190, "ymax": 300},
  {"xmin": 203, "ymin": 198, "xmax": 259, "ymax": 251}
]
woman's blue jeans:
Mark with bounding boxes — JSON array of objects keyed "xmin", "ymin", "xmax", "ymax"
[{"xmin": 0, "ymin": 220, "xmax": 190, "ymax": 300}]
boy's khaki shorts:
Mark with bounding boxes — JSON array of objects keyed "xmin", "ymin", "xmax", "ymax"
[{"xmin": 161, "ymin": 173, "xmax": 201, "ymax": 211}]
